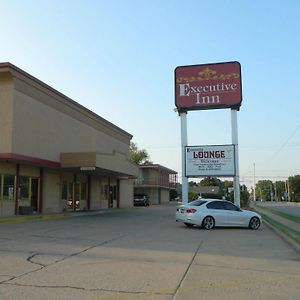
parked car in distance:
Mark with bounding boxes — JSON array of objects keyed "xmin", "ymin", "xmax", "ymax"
[
  {"xmin": 176, "ymin": 198, "xmax": 261, "ymax": 230},
  {"xmin": 134, "ymin": 194, "xmax": 149, "ymax": 207}
]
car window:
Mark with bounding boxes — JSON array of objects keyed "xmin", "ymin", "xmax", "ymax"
[
  {"xmin": 188, "ymin": 200, "xmax": 207, "ymax": 206},
  {"xmin": 223, "ymin": 202, "xmax": 239, "ymax": 211},
  {"xmin": 206, "ymin": 201, "xmax": 224, "ymax": 210}
]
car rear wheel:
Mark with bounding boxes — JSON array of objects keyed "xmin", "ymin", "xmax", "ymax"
[
  {"xmin": 249, "ymin": 217, "xmax": 260, "ymax": 230},
  {"xmin": 202, "ymin": 216, "xmax": 215, "ymax": 230},
  {"xmin": 184, "ymin": 223, "xmax": 194, "ymax": 227}
]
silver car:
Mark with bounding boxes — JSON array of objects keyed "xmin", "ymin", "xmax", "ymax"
[{"xmin": 176, "ymin": 199, "xmax": 261, "ymax": 230}]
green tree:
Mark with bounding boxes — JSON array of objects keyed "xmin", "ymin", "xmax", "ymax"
[
  {"xmin": 188, "ymin": 191, "xmax": 199, "ymax": 201},
  {"xmin": 129, "ymin": 142, "xmax": 151, "ymax": 165},
  {"xmin": 255, "ymin": 180, "xmax": 273, "ymax": 201},
  {"xmin": 200, "ymin": 177, "xmax": 222, "ymax": 187},
  {"xmin": 274, "ymin": 181, "xmax": 286, "ymax": 201},
  {"xmin": 288, "ymin": 175, "xmax": 300, "ymax": 201}
]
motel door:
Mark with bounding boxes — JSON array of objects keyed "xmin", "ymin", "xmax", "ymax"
[{"xmin": 30, "ymin": 178, "xmax": 39, "ymax": 212}]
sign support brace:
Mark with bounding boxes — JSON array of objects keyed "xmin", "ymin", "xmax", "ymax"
[
  {"xmin": 180, "ymin": 111, "xmax": 189, "ymax": 205},
  {"xmin": 231, "ymin": 109, "xmax": 241, "ymax": 207}
]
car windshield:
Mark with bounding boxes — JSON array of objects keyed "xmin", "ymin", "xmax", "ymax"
[{"xmin": 188, "ymin": 199, "xmax": 207, "ymax": 206}]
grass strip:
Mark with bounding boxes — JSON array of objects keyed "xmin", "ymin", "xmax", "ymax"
[
  {"xmin": 256, "ymin": 205, "xmax": 300, "ymax": 224},
  {"xmin": 259, "ymin": 211, "xmax": 300, "ymax": 244}
]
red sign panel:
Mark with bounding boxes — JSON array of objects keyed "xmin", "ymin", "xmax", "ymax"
[{"xmin": 175, "ymin": 61, "xmax": 242, "ymax": 112}]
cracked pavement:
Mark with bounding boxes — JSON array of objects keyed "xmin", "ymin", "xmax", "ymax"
[{"xmin": 0, "ymin": 203, "xmax": 299, "ymax": 299}]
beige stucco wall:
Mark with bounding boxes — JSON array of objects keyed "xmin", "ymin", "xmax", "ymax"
[
  {"xmin": 119, "ymin": 179, "xmax": 134, "ymax": 208},
  {"xmin": 160, "ymin": 189, "xmax": 170, "ymax": 204},
  {"xmin": 12, "ymin": 88, "xmax": 130, "ymax": 163},
  {"xmin": 0, "ymin": 73, "xmax": 13, "ymax": 153},
  {"xmin": 0, "ymin": 162, "xmax": 16, "ymax": 174},
  {"xmin": 43, "ymin": 170, "xmax": 61, "ymax": 213}
]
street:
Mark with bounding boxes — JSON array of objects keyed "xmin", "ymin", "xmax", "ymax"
[{"xmin": 0, "ymin": 203, "xmax": 299, "ymax": 300}]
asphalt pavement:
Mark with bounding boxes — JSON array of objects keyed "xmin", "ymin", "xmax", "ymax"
[{"xmin": 0, "ymin": 203, "xmax": 299, "ymax": 300}]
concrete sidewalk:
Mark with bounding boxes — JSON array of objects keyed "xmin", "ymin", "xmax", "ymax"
[
  {"xmin": 0, "ymin": 209, "xmax": 111, "ymax": 224},
  {"xmin": 253, "ymin": 204, "xmax": 300, "ymax": 253}
]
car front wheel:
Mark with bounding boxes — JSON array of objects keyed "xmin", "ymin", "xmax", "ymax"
[
  {"xmin": 202, "ymin": 216, "xmax": 215, "ymax": 230},
  {"xmin": 249, "ymin": 217, "xmax": 260, "ymax": 230}
]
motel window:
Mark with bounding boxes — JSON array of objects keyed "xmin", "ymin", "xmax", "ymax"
[
  {"xmin": 3, "ymin": 174, "xmax": 15, "ymax": 201},
  {"xmin": 81, "ymin": 183, "xmax": 87, "ymax": 200},
  {"xmin": 19, "ymin": 176, "xmax": 30, "ymax": 200},
  {"xmin": 68, "ymin": 183, "xmax": 73, "ymax": 200},
  {"xmin": 62, "ymin": 181, "xmax": 68, "ymax": 200},
  {"xmin": 75, "ymin": 183, "xmax": 80, "ymax": 201}
]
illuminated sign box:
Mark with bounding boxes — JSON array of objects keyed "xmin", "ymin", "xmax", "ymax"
[
  {"xmin": 175, "ymin": 61, "xmax": 242, "ymax": 112},
  {"xmin": 185, "ymin": 145, "xmax": 235, "ymax": 177}
]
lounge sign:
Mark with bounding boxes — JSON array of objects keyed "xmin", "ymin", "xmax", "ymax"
[
  {"xmin": 175, "ymin": 61, "xmax": 242, "ymax": 112},
  {"xmin": 185, "ymin": 145, "xmax": 235, "ymax": 177}
]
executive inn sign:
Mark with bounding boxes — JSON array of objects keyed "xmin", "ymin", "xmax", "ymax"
[
  {"xmin": 175, "ymin": 61, "xmax": 242, "ymax": 112},
  {"xmin": 175, "ymin": 61, "xmax": 242, "ymax": 206}
]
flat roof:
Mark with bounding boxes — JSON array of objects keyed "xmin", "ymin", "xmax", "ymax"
[{"xmin": 139, "ymin": 163, "xmax": 177, "ymax": 174}]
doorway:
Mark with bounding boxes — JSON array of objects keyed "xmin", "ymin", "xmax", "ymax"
[{"xmin": 31, "ymin": 178, "xmax": 39, "ymax": 212}]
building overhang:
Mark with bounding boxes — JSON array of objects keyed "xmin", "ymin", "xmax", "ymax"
[
  {"xmin": 60, "ymin": 152, "xmax": 138, "ymax": 178},
  {"xmin": 0, "ymin": 153, "xmax": 61, "ymax": 169}
]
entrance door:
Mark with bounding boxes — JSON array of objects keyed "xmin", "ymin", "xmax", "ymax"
[{"xmin": 31, "ymin": 178, "xmax": 39, "ymax": 212}]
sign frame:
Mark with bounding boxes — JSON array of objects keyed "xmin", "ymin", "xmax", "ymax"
[
  {"xmin": 185, "ymin": 144, "xmax": 236, "ymax": 177},
  {"xmin": 175, "ymin": 61, "xmax": 242, "ymax": 112}
]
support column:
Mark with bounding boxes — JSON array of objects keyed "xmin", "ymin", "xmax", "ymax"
[
  {"xmin": 180, "ymin": 111, "xmax": 188, "ymax": 205},
  {"xmin": 231, "ymin": 109, "xmax": 240, "ymax": 207},
  {"xmin": 87, "ymin": 175, "xmax": 91, "ymax": 210},
  {"xmin": 73, "ymin": 173, "xmax": 77, "ymax": 211},
  {"xmin": 15, "ymin": 164, "xmax": 20, "ymax": 215},
  {"xmin": 38, "ymin": 168, "xmax": 44, "ymax": 213},
  {"xmin": 116, "ymin": 179, "xmax": 120, "ymax": 209}
]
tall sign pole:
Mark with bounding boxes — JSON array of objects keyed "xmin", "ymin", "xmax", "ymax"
[
  {"xmin": 231, "ymin": 109, "xmax": 240, "ymax": 207},
  {"xmin": 180, "ymin": 111, "xmax": 188, "ymax": 205}
]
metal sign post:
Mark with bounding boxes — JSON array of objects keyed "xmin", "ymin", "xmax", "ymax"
[
  {"xmin": 180, "ymin": 111, "xmax": 189, "ymax": 205},
  {"xmin": 231, "ymin": 109, "xmax": 240, "ymax": 207}
]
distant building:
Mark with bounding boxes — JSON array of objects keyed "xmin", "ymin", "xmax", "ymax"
[
  {"xmin": 134, "ymin": 164, "xmax": 178, "ymax": 204},
  {"xmin": 177, "ymin": 185, "xmax": 220, "ymax": 198},
  {"xmin": 0, "ymin": 62, "xmax": 138, "ymax": 216},
  {"xmin": 190, "ymin": 185, "xmax": 220, "ymax": 196}
]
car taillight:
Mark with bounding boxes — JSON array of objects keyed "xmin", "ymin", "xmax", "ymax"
[{"xmin": 186, "ymin": 208, "xmax": 197, "ymax": 213}]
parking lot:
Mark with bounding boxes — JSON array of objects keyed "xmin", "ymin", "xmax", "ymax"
[{"xmin": 0, "ymin": 203, "xmax": 299, "ymax": 300}]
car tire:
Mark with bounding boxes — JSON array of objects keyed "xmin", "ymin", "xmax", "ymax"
[
  {"xmin": 249, "ymin": 217, "xmax": 260, "ymax": 230},
  {"xmin": 184, "ymin": 223, "xmax": 194, "ymax": 227},
  {"xmin": 202, "ymin": 216, "xmax": 215, "ymax": 230}
]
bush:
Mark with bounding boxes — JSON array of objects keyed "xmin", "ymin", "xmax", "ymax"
[{"xmin": 188, "ymin": 192, "xmax": 199, "ymax": 201}]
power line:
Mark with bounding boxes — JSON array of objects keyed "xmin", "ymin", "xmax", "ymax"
[{"xmin": 268, "ymin": 123, "xmax": 300, "ymax": 161}]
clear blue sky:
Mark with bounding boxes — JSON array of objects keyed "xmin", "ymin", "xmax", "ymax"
[{"xmin": 1, "ymin": 0, "xmax": 299, "ymax": 187}]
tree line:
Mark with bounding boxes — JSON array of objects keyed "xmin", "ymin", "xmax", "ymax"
[{"xmin": 254, "ymin": 175, "xmax": 300, "ymax": 202}]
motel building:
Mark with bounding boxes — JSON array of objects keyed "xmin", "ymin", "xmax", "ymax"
[{"xmin": 0, "ymin": 62, "xmax": 139, "ymax": 216}]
